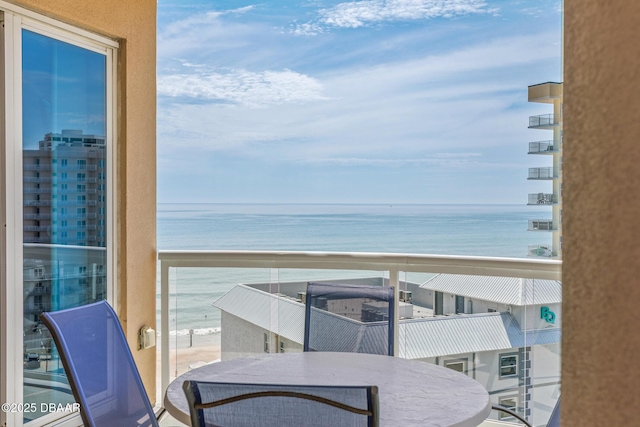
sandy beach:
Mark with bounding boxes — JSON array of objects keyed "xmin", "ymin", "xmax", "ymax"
[{"xmin": 155, "ymin": 331, "xmax": 221, "ymax": 402}]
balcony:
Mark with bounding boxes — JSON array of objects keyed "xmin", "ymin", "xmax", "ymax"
[
  {"xmin": 23, "ymin": 176, "xmax": 52, "ymax": 183},
  {"xmin": 528, "ymin": 220, "xmax": 557, "ymax": 231},
  {"xmin": 528, "ymin": 140, "xmax": 559, "ymax": 154},
  {"xmin": 528, "ymin": 245, "xmax": 554, "ymax": 258},
  {"xmin": 528, "ymin": 114, "xmax": 559, "ymax": 129},
  {"xmin": 527, "ymin": 193, "xmax": 558, "ymax": 205},
  {"xmin": 528, "ymin": 167, "xmax": 558, "ymax": 180},
  {"xmin": 158, "ymin": 250, "xmax": 561, "ymax": 426}
]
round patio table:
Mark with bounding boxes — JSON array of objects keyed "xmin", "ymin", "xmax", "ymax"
[{"xmin": 164, "ymin": 352, "xmax": 491, "ymax": 427}]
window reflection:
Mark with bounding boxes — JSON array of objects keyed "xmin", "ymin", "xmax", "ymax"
[{"xmin": 22, "ymin": 29, "xmax": 107, "ymax": 422}]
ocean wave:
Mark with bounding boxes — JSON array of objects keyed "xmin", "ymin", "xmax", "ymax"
[{"xmin": 156, "ymin": 327, "xmax": 221, "ymax": 337}]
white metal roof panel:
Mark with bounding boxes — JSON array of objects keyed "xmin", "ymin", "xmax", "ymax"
[
  {"xmin": 398, "ymin": 312, "xmax": 560, "ymax": 359},
  {"xmin": 419, "ymin": 274, "xmax": 562, "ymax": 306}
]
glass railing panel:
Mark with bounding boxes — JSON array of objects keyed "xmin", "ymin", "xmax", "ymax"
[
  {"xmin": 156, "ymin": 265, "xmax": 389, "ymax": 404},
  {"xmin": 397, "ymin": 273, "xmax": 561, "ymax": 426}
]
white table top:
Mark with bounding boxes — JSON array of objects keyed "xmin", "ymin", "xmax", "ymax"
[{"xmin": 164, "ymin": 352, "xmax": 491, "ymax": 427}]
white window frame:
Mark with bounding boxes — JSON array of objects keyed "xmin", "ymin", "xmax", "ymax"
[
  {"xmin": 0, "ymin": 3, "xmax": 118, "ymax": 426},
  {"xmin": 498, "ymin": 395, "xmax": 519, "ymax": 420},
  {"xmin": 499, "ymin": 352, "xmax": 519, "ymax": 378},
  {"xmin": 444, "ymin": 358, "xmax": 468, "ymax": 375}
]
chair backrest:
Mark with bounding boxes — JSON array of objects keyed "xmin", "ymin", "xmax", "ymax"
[
  {"xmin": 304, "ymin": 282, "xmax": 395, "ymax": 356},
  {"xmin": 40, "ymin": 300, "xmax": 158, "ymax": 427},
  {"xmin": 182, "ymin": 381, "xmax": 379, "ymax": 427}
]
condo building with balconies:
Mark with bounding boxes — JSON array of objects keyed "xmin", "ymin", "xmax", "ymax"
[{"xmin": 527, "ymin": 83, "xmax": 563, "ymax": 259}]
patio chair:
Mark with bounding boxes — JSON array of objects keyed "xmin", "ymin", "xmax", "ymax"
[
  {"xmin": 547, "ymin": 397, "xmax": 561, "ymax": 427},
  {"xmin": 182, "ymin": 381, "xmax": 379, "ymax": 427},
  {"xmin": 303, "ymin": 282, "xmax": 394, "ymax": 356},
  {"xmin": 491, "ymin": 404, "xmax": 532, "ymax": 426},
  {"xmin": 40, "ymin": 300, "xmax": 161, "ymax": 427}
]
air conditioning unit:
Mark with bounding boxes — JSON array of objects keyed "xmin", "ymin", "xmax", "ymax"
[{"xmin": 399, "ymin": 290, "xmax": 412, "ymax": 303}]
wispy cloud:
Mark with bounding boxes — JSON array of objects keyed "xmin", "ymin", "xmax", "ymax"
[
  {"xmin": 292, "ymin": 0, "xmax": 498, "ymax": 35},
  {"xmin": 158, "ymin": 66, "xmax": 327, "ymax": 108},
  {"xmin": 304, "ymin": 153, "xmax": 483, "ymax": 167}
]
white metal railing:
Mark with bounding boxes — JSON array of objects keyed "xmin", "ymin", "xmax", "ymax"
[
  {"xmin": 157, "ymin": 250, "xmax": 561, "ymax": 395},
  {"xmin": 528, "ymin": 167, "xmax": 558, "ymax": 180},
  {"xmin": 528, "ymin": 140, "xmax": 558, "ymax": 154},
  {"xmin": 527, "ymin": 193, "xmax": 558, "ymax": 205},
  {"xmin": 528, "ymin": 114, "xmax": 558, "ymax": 128}
]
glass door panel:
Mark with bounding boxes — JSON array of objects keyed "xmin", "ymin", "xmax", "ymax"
[{"xmin": 21, "ymin": 29, "xmax": 107, "ymax": 423}]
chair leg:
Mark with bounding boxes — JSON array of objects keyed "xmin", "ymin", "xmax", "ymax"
[{"xmin": 490, "ymin": 404, "xmax": 532, "ymax": 427}]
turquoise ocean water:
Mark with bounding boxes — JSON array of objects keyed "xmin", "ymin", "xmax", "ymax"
[{"xmin": 156, "ymin": 204, "xmax": 550, "ymax": 338}]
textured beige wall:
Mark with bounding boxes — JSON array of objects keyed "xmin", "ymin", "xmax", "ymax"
[
  {"xmin": 564, "ymin": 1, "xmax": 640, "ymax": 425},
  {"xmin": 11, "ymin": 0, "xmax": 158, "ymax": 401}
]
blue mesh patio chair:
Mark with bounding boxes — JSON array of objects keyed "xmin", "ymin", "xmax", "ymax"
[
  {"xmin": 547, "ymin": 396, "xmax": 561, "ymax": 427},
  {"xmin": 304, "ymin": 282, "xmax": 395, "ymax": 356},
  {"xmin": 182, "ymin": 381, "xmax": 379, "ymax": 427},
  {"xmin": 40, "ymin": 300, "xmax": 160, "ymax": 427}
]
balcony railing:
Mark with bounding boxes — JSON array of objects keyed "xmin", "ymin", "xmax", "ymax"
[
  {"xmin": 527, "ymin": 193, "xmax": 558, "ymax": 205},
  {"xmin": 528, "ymin": 140, "xmax": 559, "ymax": 154},
  {"xmin": 158, "ymin": 250, "xmax": 561, "ymax": 426},
  {"xmin": 528, "ymin": 220, "xmax": 557, "ymax": 231},
  {"xmin": 528, "ymin": 114, "xmax": 558, "ymax": 128},
  {"xmin": 528, "ymin": 167, "xmax": 558, "ymax": 180}
]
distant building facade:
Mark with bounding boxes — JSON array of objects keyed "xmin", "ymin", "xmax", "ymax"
[
  {"xmin": 527, "ymin": 82, "xmax": 563, "ymax": 258},
  {"xmin": 22, "ymin": 130, "xmax": 107, "ymax": 350}
]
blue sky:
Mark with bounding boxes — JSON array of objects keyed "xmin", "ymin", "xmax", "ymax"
[{"xmin": 156, "ymin": 0, "xmax": 562, "ymax": 204}]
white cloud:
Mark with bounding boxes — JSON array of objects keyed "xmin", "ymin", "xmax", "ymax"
[
  {"xmin": 292, "ymin": 0, "xmax": 497, "ymax": 35},
  {"xmin": 158, "ymin": 30, "xmax": 560, "ymax": 159},
  {"xmin": 158, "ymin": 67, "xmax": 328, "ymax": 108}
]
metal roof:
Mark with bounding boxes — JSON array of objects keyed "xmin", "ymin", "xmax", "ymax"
[
  {"xmin": 420, "ymin": 274, "xmax": 562, "ymax": 306},
  {"xmin": 213, "ymin": 284, "xmax": 306, "ymax": 343},
  {"xmin": 398, "ymin": 312, "xmax": 560, "ymax": 359},
  {"xmin": 214, "ymin": 286, "xmax": 560, "ymax": 360}
]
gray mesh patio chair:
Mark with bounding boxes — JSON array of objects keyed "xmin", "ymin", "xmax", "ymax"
[
  {"xmin": 40, "ymin": 300, "xmax": 161, "ymax": 427},
  {"xmin": 303, "ymin": 282, "xmax": 395, "ymax": 356},
  {"xmin": 182, "ymin": 381, "xmax": 379, "ymax": 427}
]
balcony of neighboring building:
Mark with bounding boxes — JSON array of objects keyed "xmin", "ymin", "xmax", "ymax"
[
  {"xmin": 527, "ymin": 193, "xmax": 558, "ymax": 205},
  {"xmin": 528, "ymin": 219, "xmax": 558, "ymax": 232},
  {"xmin": 528, "ymin": 114, "xmax": 559, "ymax": 129},
  {"xmin": 528, "ymin": 82, "xmax": 563, "ymax": 103},
  {"xmin": 528, "ymin": 167, "xmax": 558, "ymax": 180},
  {"xmin": 527, "ymin": 245, "xmax": 555, "ymax": 258},
  {"xmin": 528, "ymin": 140, "xmax": 560, "ymax": 154}
]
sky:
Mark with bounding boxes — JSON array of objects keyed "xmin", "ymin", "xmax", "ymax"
[{"xmin": 156, "ymin": 0, "xmax": 562, "ymax": 204}]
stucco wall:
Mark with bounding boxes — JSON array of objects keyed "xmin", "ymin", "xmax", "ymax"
[
  {"xmin": 11, "ymin": 0, "xmax": 158, "ymax": 401},
  {"xmin": 564, "ymin": 1, "xmax": 640, "ymax": 425}
]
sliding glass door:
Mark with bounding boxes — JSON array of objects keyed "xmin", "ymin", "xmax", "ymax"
[
  {"xmin": 1, "ymin": 6, "xmax": 117, "ymax": 426},
  {"xmin": 21, "ymin": 28, "xmax": 109, "ymax": 423}
]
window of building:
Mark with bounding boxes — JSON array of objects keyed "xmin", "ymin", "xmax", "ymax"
[
  {"xmin": 444, "ymin": 358, "xmax": 468, "ymax": 375},
  {"xmin": 263, "ymin": 333, "xmax": 269, "ymax": 353},
  {"xmin": 498, "ymin": 396, "xmax": 519, "ymax": 420},
  {"xmin": 499, "ymin": 353, "xmax": 519, "ymax": 378}
]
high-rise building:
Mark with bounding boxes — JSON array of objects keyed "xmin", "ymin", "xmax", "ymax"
[
  {"xmin": 23, "ymin": 129, "xmax": 106, "ymax": 247},
  {"xmin": 526, "ymin": 83, "xmax": 563, "ymax": 258},
  {"xmin": 22, "ymin": 130, "xmax": 107, "ymax": 325}
]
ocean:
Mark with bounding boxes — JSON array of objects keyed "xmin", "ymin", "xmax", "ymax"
[{"xmin": 156, "ymin": 203, "xmax": 550, "ymax": 340}]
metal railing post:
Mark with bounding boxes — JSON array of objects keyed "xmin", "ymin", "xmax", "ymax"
[
  {"xmin": 389, "ymin": 268, "xmax": 399, "ymax": 357},
  {"xmin": 161, "ymin": 259, "xmax": 170, "ymax": 397}
]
